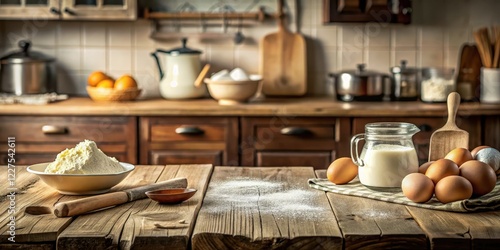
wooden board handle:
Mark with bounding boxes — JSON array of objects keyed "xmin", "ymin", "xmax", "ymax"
[
  {"xmin": 445, "ymin": 92, "xmax": 460, "ymax": 128},
  {"xmin": 54, "ymin": 191, "xmax": 129, "ymax": 217}
]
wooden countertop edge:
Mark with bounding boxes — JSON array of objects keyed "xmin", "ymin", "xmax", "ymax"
[{"xmin": 2, "ymin": 97, "xmax": 499, "ymax": 116}]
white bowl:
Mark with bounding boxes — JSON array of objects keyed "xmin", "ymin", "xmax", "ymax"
[
  {"xmin": 27, "ymin": 162, "xmax": 135, "ymax": 195},
  {"xmin": 204, "ymin": 75, "xmax": 262, "ymax": 105}
]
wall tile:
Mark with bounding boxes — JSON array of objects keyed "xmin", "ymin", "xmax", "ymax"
[
  {"xmin": 446, "ymin": 46, "xmax": 461, "ymax": 69},
  {"xmin": 57, "ymin": 22, "xmax": 81, "ymax": 46},
  {"xmin": 134, "ymin": 20, "xmax": 155, "ymax": 47},
  {"xmin": 82, "ymin": 47, "xmax": 106, "ymax": 71},
  {"xmin": 394, "ymin": 50, "xmax": 418, "ymax": 68},
  {"xmin": 393, "ymin": 26, "xmax": 417, "ymax": 48},
  {"xmin": 134, "ymin": 48, "xmax": 156, "ymax": 74},
  {"xmin": 108, "ymin": 22, "xmax": 132, "ymax": 47},
  {"xmin": 420, "ymin": 48, "xmax": 444, "ymax": 68},
  {"xmin": 109, "ymin": 48, "xmax": 132, "ymax": 71},
  {"xmin": 3, "ymin": 21, "xmax": 28, "ymax": 46},
  {"xmin": 367, "ymin": 50, "xmax": 390, "ymax": 73},
  {"xmin": 234, "ymin": 46, "xmax": 260, "ymax": 74},
  {"xmin": 421, "ymin": 27, "xmax": 444, "ymax": 47},
  {"xmin": 339, "ymin": 50, "xmax": 363, "ymax": 70},
  {"xmin": 445, "ymin": 27, "xmax": 471, "ymax": 47},
  {"xmin": 315, "ymin": 26, "xmax": 337, "ymax": 47},
  {"xmin": 83, "ymin": 22, "xmax": 106, "ymax": 47},
  {"xmin": 365, "ymin": 25, "xmax": 391, "ymax": 49},
  {"xmin": 56, "ymin": 47, "xmax": 81, "ymax": 71},
  {"xmin": 207, "ymin": 44, "xmax": 235, "ymax": 71},
  {"xmin": 31, "ymin": 22, "xmax": 57, "ymax": 46},
  {"xmin": 339, "ymin": 25, "xmax": 365, "ymax": 50}
]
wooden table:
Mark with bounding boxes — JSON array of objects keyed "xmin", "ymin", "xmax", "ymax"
[
  {"xmin": 0, "ymin": 164, "xmax": 213, "ymax": 250},
  {"xmin": 2, "ymin": 165, "xmax": 500, "ymax": 249}
]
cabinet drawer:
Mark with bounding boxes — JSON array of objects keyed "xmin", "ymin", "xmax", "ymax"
[
  {"xmin": 0, "ymin": 116, "xmax": 133, "ymax": 143},
  {"xmin": 0, "ymin": 116, "xmax": 137, "ymax": 164},
  {"xmin": 140, "ymin": 116, "xmax": 238, "ymax": 165},
  {"xmin": 243, "ymin": 117, "xmax": 338, "ymax": 151},
  {"xmin": 256, "ymin": 151, "xmax": 333, "ymax": 169}
]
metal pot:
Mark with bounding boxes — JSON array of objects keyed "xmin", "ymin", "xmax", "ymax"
[
  {"xmin": 329, "ymin": 64, "xmax": 390, "ymax": 102},
  {"xmin": 390, "ymin": 60, "xmax": 420, "ymax": 101},
  {"xmin": 0, "ymin": 40, "xmax": 56, "ymax": 95}
]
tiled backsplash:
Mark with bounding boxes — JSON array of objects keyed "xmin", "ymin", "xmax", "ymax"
[{"xmin": 0, "ymin": 0, "xmax": 499, "ymax": 97}]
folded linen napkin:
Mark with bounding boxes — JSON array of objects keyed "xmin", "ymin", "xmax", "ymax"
[{"xmin": 308, "ymin": 178, "xmax": 500, "ymax": 213}]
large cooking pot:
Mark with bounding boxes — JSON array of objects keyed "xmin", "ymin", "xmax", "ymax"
[
  {"xmin": 0, "ymin": 40, "xmax": 56, "ymax": 95},
  {"xmin": 329, "ymin": 64, "xmax": 390, "ymax": 102}
]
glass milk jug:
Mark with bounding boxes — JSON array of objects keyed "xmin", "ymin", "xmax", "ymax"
[{"xmin": 351, "ymin": 122, "xmax": 420, "ymax": 191}]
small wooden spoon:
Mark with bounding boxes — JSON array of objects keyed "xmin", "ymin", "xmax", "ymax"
[{"xmin": 428, "ymin": 92, "xmax": 469, "ymax": 161}]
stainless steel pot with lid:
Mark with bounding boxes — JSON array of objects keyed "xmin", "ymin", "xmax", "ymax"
[
  {"xmin": 390, "ymin": 60, "xmax": 420, "ymax": 101},
  {"xmin": 0, "ymin": 40, "xmax": 57, "ymax": 95},
  {"xmin": 329, "ymin": 64, "xmax": 390, "ymax": 102}
]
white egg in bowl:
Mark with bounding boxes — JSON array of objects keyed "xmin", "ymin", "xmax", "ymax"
[{"xmin": 27, "ymin": 162, "xmax": 135, "ymax": 195}]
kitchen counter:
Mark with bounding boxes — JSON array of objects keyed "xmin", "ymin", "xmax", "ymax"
[
  {"xmin": 2, "ymin": 165, "xmax": 500, "ymax": 249},
  {"xmin": 1, "ymin": 97, "xmax": 500, "ymax": 116}
]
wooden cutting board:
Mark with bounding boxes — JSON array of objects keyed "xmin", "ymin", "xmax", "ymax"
[
  {"xmin": 260, "ymin": 0, "xmax": 307, "ymax": 96},
  {"xmin": 456, "ymin": 44, "xmax": 482, "ymax": 100}
]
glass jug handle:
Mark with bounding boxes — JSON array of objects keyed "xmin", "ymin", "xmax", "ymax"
[{"xmin": 350, "ymin": 133, "xmax": 365, "ymax": 167}]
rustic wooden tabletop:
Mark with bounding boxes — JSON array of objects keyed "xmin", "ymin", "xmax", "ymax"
[{"xmin": 1, "ymin": 165, "xmax": 500, "ymax": 249}]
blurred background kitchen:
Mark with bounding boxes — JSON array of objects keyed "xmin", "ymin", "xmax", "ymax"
[{"xmin": 0, "ymin": 0, "xmax": 498, "ymax": 98}]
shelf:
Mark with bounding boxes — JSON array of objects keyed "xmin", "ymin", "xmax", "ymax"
[{"xmin": 144, "ymin": 8, "xmax": 273, "ymax": 22}]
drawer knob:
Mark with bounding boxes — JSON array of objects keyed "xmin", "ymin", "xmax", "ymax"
[
  {"xmin": 42, "ymin": 125, "xmax": 68, "ymax": 135},
  {"xmin": 175, "ymin": 126, "xmax": 204, "ymax": 135},
  {"xmin": 280, "ymin": 127, "xmax": 312, "ymax": 136}
]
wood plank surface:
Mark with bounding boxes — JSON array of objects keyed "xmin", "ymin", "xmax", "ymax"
[
  {"xmin": 192, "ymin": 166, "xmax": 342, "ymax": 250},
  {"xmin": 1, "ymin": 97, "xmax": 499, "ymax": 117},
  {"xmin": 56, "ymin": 164, "xmax": 212, "ymax": 250},
  {"xmin": 315, "ymin": 170, "xmax": 427, "ymax": 249},
  {"xmin": 0, "ymin": 166, "xmax": 73, "ymax": 248}
]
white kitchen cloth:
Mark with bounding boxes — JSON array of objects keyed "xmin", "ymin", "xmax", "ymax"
[
  {"xmin": 0, "ymin": 92, "xmax": 68, "ymax": 105},
  {"xmin": 308, "ymin": 178, "xmax": 500, "ymax": 213}
]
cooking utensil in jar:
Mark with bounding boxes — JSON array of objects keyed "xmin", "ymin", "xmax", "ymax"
[
  {"xmin": 53, "ymin": 177, "xmax": 188, "ymax": 217},
  {"xmin": 428, "ymin": 92, "xmax": 469, "ymax": 161},
  {"xmin": 329, "ymin": 64, "xmax": 390, "ymax": 102},
  {"xmin": 260, "ymin": 0, "xmax": 307, "ymax": 96},
  {"xmin": 0, "ymin": 40, "xmax": 56, "ymax": 95}
]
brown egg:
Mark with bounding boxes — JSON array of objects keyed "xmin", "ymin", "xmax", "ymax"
[
  {"xmin": 401, "ymin": 173, "xmax": 435, "ymax": 203},
  {"xmin": 425, "ymin": 159, "xmax": 459, "ymax": 184},
  {"xmin": 434, "ymin": 176, "xmax": 473, "ymax": 204},
  {"xmin": 459, "ymin": 160, "xmax": 497, "ymax": 197},
  {"xmin": 471, "ymin": 145, "xmax": 491, "ymax": 158},
  {"xmin": 474, "ymin": 147, "xmax": 500, "ymax": 174},
  {"xmin": 326, "ymin": 157, "xmax": 358, "ymax": 184},
  {"xmin": 419, "ymin": 161, "xmax": 434, "ymax": 174},
  {"xmin": 444, "ymin": 148, "xmax": 473, "ymax": 166}
]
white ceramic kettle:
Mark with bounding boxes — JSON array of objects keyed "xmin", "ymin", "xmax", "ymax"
[{"xmin": 151, "ymin": 38, "xmax": 207, "ymax": 99}]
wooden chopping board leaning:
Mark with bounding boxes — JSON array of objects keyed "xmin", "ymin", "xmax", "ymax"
[{"xmin": 260, "ymin": 0, "xmax": 307, "ymax": 96}]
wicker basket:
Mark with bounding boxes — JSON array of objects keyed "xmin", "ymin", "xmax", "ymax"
[{"xmin": 87, "ymin": 86, "xmax": 142, "ymax": 102}]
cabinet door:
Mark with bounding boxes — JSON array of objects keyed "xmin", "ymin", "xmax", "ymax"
[
  {"xmin": 484, "ymin": 116, "xmax": 500, "ymax": 150},
  {"xmin": 140, "ymin": 117, "xmax": 238, "ymax": 166},
  {"xmin": 0, "ymin": 0, "xmax": 60, "ymax": 19},
  {"xmin": 241, "ymin": 117, "xmax": 350, "ymax": 169},
  {"xmin": 60, "ymin": 0, "xmax": 136, "ymax": 20},
  {"xmin": 323, "ymin": 0, "xmax": 411, "ymax": 24},
  {"xmin": 352, "ymin": 116, "xmax": 482, "ymax": 164}
]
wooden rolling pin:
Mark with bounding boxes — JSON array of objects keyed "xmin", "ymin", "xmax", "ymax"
[{"xmin": 54, "ymin": 177, "xmax": 188, "ymax": 217}]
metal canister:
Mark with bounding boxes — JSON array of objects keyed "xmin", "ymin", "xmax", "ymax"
[{"xmin": 390, "ymin": 60, "xmax": 420, "ymax": 101}]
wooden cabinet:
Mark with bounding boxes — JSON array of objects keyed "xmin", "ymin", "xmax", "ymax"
[
  {"xmin": 140, "ymin": 116, "xmax": 238, "ymax": 166},
  {"xmin": 241, "ymin": 117, "xmax": 351, "ymax": 169},
  {"xmin": 484, "ymin": 115, "xmax": 500, "ymax": 150},
  {"xmin": 0, "ymin": 116, "xmax": 137, "ymax": 165},
  {"xmin": 0, "ymin": 0, "xmax": 137, "ymax": 20},
  {"xmin": 352, "ymin": 116, "xmax": 482, "ymax": 164},
  {"xmin": 323, "ymin": 0, "xmax": 412, "ymax": 24}
]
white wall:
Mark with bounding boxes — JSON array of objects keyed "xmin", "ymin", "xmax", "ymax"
[{"xmin": 0, "ymin": 0, "xmax": 499, "ymax": 97}]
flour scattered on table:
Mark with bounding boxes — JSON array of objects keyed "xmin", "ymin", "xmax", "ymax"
[{"xmin": 203, "ymin": 177, "xmax": 327, "ymax": 219}]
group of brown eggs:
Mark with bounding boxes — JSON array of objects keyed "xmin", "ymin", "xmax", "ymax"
[
  {"xmin": 326, "ymin": 146, "xmax": 500, "ymax": 204},
  {"xmin": 402, "ymin": 146, "xmax": 499, "ymax": 204}
]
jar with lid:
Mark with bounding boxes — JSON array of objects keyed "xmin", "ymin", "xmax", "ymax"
[
  {"xmin": 420, "ymin": 68, "xmax": 456, "ymax": 103},
  {"xmin": 390, "ymin": 60, "xmax": 420, "ymax": 101},
  {"xmin": 350, "ymin": 122, "xmax": 420, "ymax": 191}
]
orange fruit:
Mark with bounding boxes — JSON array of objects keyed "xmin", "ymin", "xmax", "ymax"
[
  {"xmin": 96, "ymin": 79, "xmax": 115, "ymax": 88},
  {"xmin": 87, "ymin": 71, "xmax": 111, "ymax": 87},
  {"xmin": 114, "ymin": 75, "xmax": 137, "ymax": 90}
]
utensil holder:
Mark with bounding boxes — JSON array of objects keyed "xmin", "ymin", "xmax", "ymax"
[{"xmin": 480, "ymin": 68, "xmax": 500, "ymax": 103}]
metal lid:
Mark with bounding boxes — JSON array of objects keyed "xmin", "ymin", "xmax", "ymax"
[
  {"xmin": 391, "ymin": 60, "xmax": 419, "ymax": 74},
  {"xmin": 160, "ymin": 38, "xmax": 202, "ymax": 56},
  {"xmin": 0, "ymin": 40, "xmax": 55, "ymax": 64},
  {"xmin": 339, "ymin": 64, "xmax": 386, "ymax": 77}
]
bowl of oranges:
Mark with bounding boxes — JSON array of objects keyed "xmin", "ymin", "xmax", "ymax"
[{"xmin": 86, "ymin": 71, "xmax": 142, "ymax": 102}]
